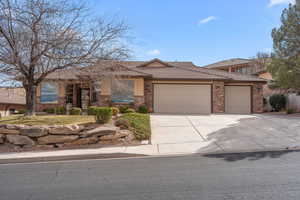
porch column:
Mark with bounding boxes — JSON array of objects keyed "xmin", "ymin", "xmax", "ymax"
[{"xmin": 72, "ymin": 84, "xmax": 77, "ymax": 107}]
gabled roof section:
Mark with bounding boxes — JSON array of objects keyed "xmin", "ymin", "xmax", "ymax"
[
  {"xmin": 136, "ymin": 58, "xmax": 172, "ymax": 68},
  {"xmin": 203, "ymin": 58, "xmax": 253, "ymax": 69}
]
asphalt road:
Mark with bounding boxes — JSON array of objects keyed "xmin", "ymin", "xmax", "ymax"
[{"xmin": 1, "ymin": 151, "xmax": 300, "ymax": 200}]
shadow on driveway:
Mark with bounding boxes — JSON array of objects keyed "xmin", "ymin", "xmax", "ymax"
[{"xmin": 203, "ymin": 149, "xmax": 299, "ymax": 162}]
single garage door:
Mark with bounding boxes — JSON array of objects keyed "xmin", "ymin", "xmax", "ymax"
[
  {"xmin": 225, "ymin": 86, "xmax": 251, "ymax": 114},
  {"xmin": 153, "ymin": 84, "xmax": 211, "ymax": 114}
]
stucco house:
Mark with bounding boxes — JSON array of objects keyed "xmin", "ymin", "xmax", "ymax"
[
  {"xmin": 35, "ymin": 58, "xmax": 266, "ymax": 114},
  {"xmin": 0, "ymin": 87, "xmax": 26, "ymax": 116},
  {"xmin": 203, "ymin": 58, "xmax": 276, "ymax": 96}
]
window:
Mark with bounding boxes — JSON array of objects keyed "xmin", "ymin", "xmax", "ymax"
[
  {"xmin": 40, "ymin": 82, "xmax": 58, "ymax": 103},
  {"xmin": 111, "ymin": 80, "xmax": 134, "ymax": 103}
]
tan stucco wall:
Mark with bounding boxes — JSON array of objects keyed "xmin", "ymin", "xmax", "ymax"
[
  {"xmin": 134, "ymin": 78, "xmax": 144, "ymax": 96},
  {"xmin": 101, "ymin": 78, "xmax": 111, "ymax": 95},
  {"xmin": 259, "ymin": 72, "xmax": 272, "ymax": 80}
]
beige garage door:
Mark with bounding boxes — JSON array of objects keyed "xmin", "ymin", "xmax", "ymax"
[
  {"xmin": 154, "ymin": 84, "xmax": 211, "ymax": 114},
  {"xmin": 225, "ymin": 86, "xmax": 251, "ymax": 114}
]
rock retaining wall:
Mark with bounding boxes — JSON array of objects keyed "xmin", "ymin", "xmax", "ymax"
[{"xmin": 0, "ymin": 124, "xmax": 135, "ymax": 150}]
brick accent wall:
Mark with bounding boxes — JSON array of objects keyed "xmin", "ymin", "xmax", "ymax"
[
  {"xmin": 212, "ymin": 81, "xmax": 225, "ymax": 113},
  {"xmin": 252, "ymin": 83, "xmax": 264, "ymax": 113},
  {"xmin": 36, "ymin": 97, "xmax": 65, "ymax": 112},
  {"xmin": 98, "ymin": 95, "xmax": 111, "ymax": 106},
  {"xmin": 144, "ymin": 79, "xmax": 153, "ymax": 112},
  {"xmin": 134, "ymin": 96, "xmax": 145, "ymax": 109}
]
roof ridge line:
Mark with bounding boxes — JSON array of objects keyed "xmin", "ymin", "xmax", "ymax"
[{"xmin": 173, "ymin": 65, "xmax": 231, "ymax": 80}]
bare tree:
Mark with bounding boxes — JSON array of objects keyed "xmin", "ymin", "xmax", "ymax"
[{"xmin": 0, "ymin": 0, "xmax": 130, "ymax": 115}]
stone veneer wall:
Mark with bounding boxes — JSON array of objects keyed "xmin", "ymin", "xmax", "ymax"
[
  {"xmin": 252, "ymin": 83, "xmax": 264, "ymax": 113},
  {"xmin": 98, "ymin": 95, "xmax": 111, "ymax": 107},
  {"xmin": 0, "ymin": 124, "xmax": 134, "ymax": 150},
  {"xmin": 212, "ymin": 81, "xmax": 225, "ymax": 113},
  {"xmin": 144, "ymin": 79, "xmax": 153, "ymax": 112},
  {"xmin": 134, "ymin": 96, "xmax": 145, "ymax": 109}
]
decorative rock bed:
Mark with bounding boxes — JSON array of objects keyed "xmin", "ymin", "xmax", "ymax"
[{"xmin": 0, "ymin": 123, "xmax": 136, "ymax": 151}]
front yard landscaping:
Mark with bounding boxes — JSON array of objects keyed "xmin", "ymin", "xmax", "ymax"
[
  {"xmin": 0, "ymin": 106, "xmax": 151, "ymax": 152},
  {"xmin": 119, "ymin": 113, "xmax": 151, "ymax": 140}
]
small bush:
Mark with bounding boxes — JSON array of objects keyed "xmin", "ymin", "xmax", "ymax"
[
  {"xmin": 18, "ymin": 109, "xmax": 27, "ymax": 114},
  {"xmin": 43, "ymin": 108, "xmax": 55, "ymax": 114},
  {"xmin": 124, "ymin": 108, "xmax": 135, "ymax": 113},
  {"xmin": 115, "ymin": 118, "xmax": 130, "ymax": 129},
  {"xmin": 87, "ymin": 106, "xmax": 98, "ymax": 115},
  {"xmin": 70, "ymin": 107, "xmax": 82, "ymax": 115},
  {"xmin": 55, "ymin": 106, "xmax": 66, "ymax": 115},
  {"xmin": 138, "ymin": 105, "xmax": 148, "ymax": 113},
  {"xmin": 120, "ymin": 113, "xmax": 151, "ymax": 140},
  {"xmin": 287, "ymin": 108, "xmax": 295, "ymax": 114},
  {"xmin": 269, "ymin": 94, "xmax": 286, "ymax": 112},
  {"xmin": 94, "ymin": 107, "xmax": 112, "ymax": 124},
  {"xmin": 119, "ymin": 105, "xmax": 130, "ymax": 113},
  {"xmin": 111, "ymin": 107, "xmax": 120, "ymax": 116}
]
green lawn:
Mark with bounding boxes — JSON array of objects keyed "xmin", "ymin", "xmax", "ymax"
[
  {"xmin": 119, "ymin": 113, "xmax": 151, "ymax": 140},
  {"xmin": 0, "ymin": 115, "xmax": 95, "ymax": 125}
]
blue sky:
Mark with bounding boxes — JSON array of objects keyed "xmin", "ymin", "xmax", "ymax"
[{"xmin": 90, "ymin": 0, "xmax": 294, "ymax": 66}]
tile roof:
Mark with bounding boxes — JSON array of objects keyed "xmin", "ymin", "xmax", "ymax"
[
  {"xmin": 44, "ymin": 58, "xmax": 266, "ymax": 82},
  {"xmin": 203, "ymin": 58, "xmax": 253, "ymax": 69},
  {"xmin": 0, "ymin": 87, "xmax": 26, "ymax": 105}
]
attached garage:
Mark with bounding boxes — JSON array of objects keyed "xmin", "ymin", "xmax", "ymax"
[
  {"xmin": 225, "ymin": 86, "xmax": 251, "ymax": 114},
  {"xmin": 153, "ymin": 84, "xmax": 211, "ymax": 114}
]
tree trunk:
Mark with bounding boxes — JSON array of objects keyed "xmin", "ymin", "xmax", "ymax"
[{"xmin": 25, "ymin": 83, "xmax": 37, "ymax": 116}]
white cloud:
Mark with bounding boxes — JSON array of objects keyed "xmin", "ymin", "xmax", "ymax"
[
  {"xmin": 198, "ymin": 16, "xmax": 216, "ymax": 25},
  {"xmin": 147, "ymin": 49, "xmax": 160, "ymax": 56},
  {"xmin": 269, "ymin": 0, "xmax": 295, "ymax": 7}
]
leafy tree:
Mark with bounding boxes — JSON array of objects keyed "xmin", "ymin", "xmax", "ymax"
[{"xmin": 268, "ymin": 0, "xmax": 300, "ymax": 89}]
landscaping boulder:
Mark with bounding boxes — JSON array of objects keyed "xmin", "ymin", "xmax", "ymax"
[
  {"xmin": 6, "ymin": 135, "xmax": 35, "ymax": 146},
  {"xmin": 20, "ymin": 127, "xmax": 48, "ymax": 137},
  {"xmin": 0, "ymin": 128, "xmax": 20, "ymax": 135},
  {"xmin": 68, "ymin": 136, "xmax": 99, "ymax": 146},
  {"xmin": 0, "ymin": 134, "xmax": 4, "ymax": 144},
  {"xmin": 100, "ymin": 130, "xmax": 130, "ymax": 141},
  {"xmin": 37, "ymin": 135, "xmax": 79, "ymax": 145},
  {"xmin": 80, "ymin": 126, "xmax": 118, "ymax": 138},
  {"xmin": 48, "ymin": 125, "xmax": 82, "ymax": 135},
  {"xmin": 6, "ymin": 124, "xmax": 26, "ymax": 130}
]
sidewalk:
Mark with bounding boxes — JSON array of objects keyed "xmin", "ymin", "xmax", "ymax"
[{"xmin": 0, "ymin": 140, "xmax": 222, "ymax": 161}]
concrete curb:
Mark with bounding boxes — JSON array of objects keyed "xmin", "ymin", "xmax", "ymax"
[{"xmin": 0, "ymin": 146, "xmax": 299, "ymax": 165}]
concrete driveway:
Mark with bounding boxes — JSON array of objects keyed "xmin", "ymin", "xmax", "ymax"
[{"xmin": 150, "ymin": 114, "xmax": 300, "ymax": 154}]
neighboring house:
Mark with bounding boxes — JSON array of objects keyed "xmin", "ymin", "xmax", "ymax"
[
  {"xmin": 35, "ymin": 59, "xmax": 266, "ymax": 114},
  {"xmin": 203, "ymin": 58, "xmax": 275, "ymax": 96},
  {"xmin": 0, "ymin": 87, "xmax": 26, "ymax": 116}
]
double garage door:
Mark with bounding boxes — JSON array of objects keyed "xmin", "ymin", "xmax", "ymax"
[{"xmin": 153, "ymin": 84, "xmax": 251, "ymax": 114}]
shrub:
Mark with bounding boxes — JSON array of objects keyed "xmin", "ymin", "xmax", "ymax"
[
  {"xmin": 115, "ymin": 118, "xmax": 130, "ymax": 129},
  {"xmin": 120, "ymin": 113, "xmax": 151, "ymax": 140},
  {"xmin": 111, "ymin": 107, "xmax": 119, "ymax": 116},
  {"xmin": 18, "ymin": 109, "xmax": 27, "ymax": 114},
  {"xmin": 43, "ymin": 108, "xmax": 55, "ymax": 114},
  {"xmin": 287, "ymin": 108, "xmax": 295, "ymax": 114},
  {"xmin": 55, "ymin": 106, "xmax": 66, "ymax": 115},
  {"xmin": 119, "ymin": 105, "xmax": 130, "ymax": 113},
  {"xmin": 87, "ymin": 106, "xmax": 98, "ymax": 115},
  {"xmin": 269, "ymin": 94, "xmax": 286, "ymax": 112},
  {"xmin": 138, "ymin": 105, "xmax": 148, "ymax": 113},
  {"xmin": 124, "ymin": 108, "xmax": 135, "ymax": 113},
  {"xmin": 70, "ymin": 107, "xmax": 82, "ymax": 115},
  {"xmin": 94, "ymin": 107, "xmax": 112, "ymax": 124}
]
